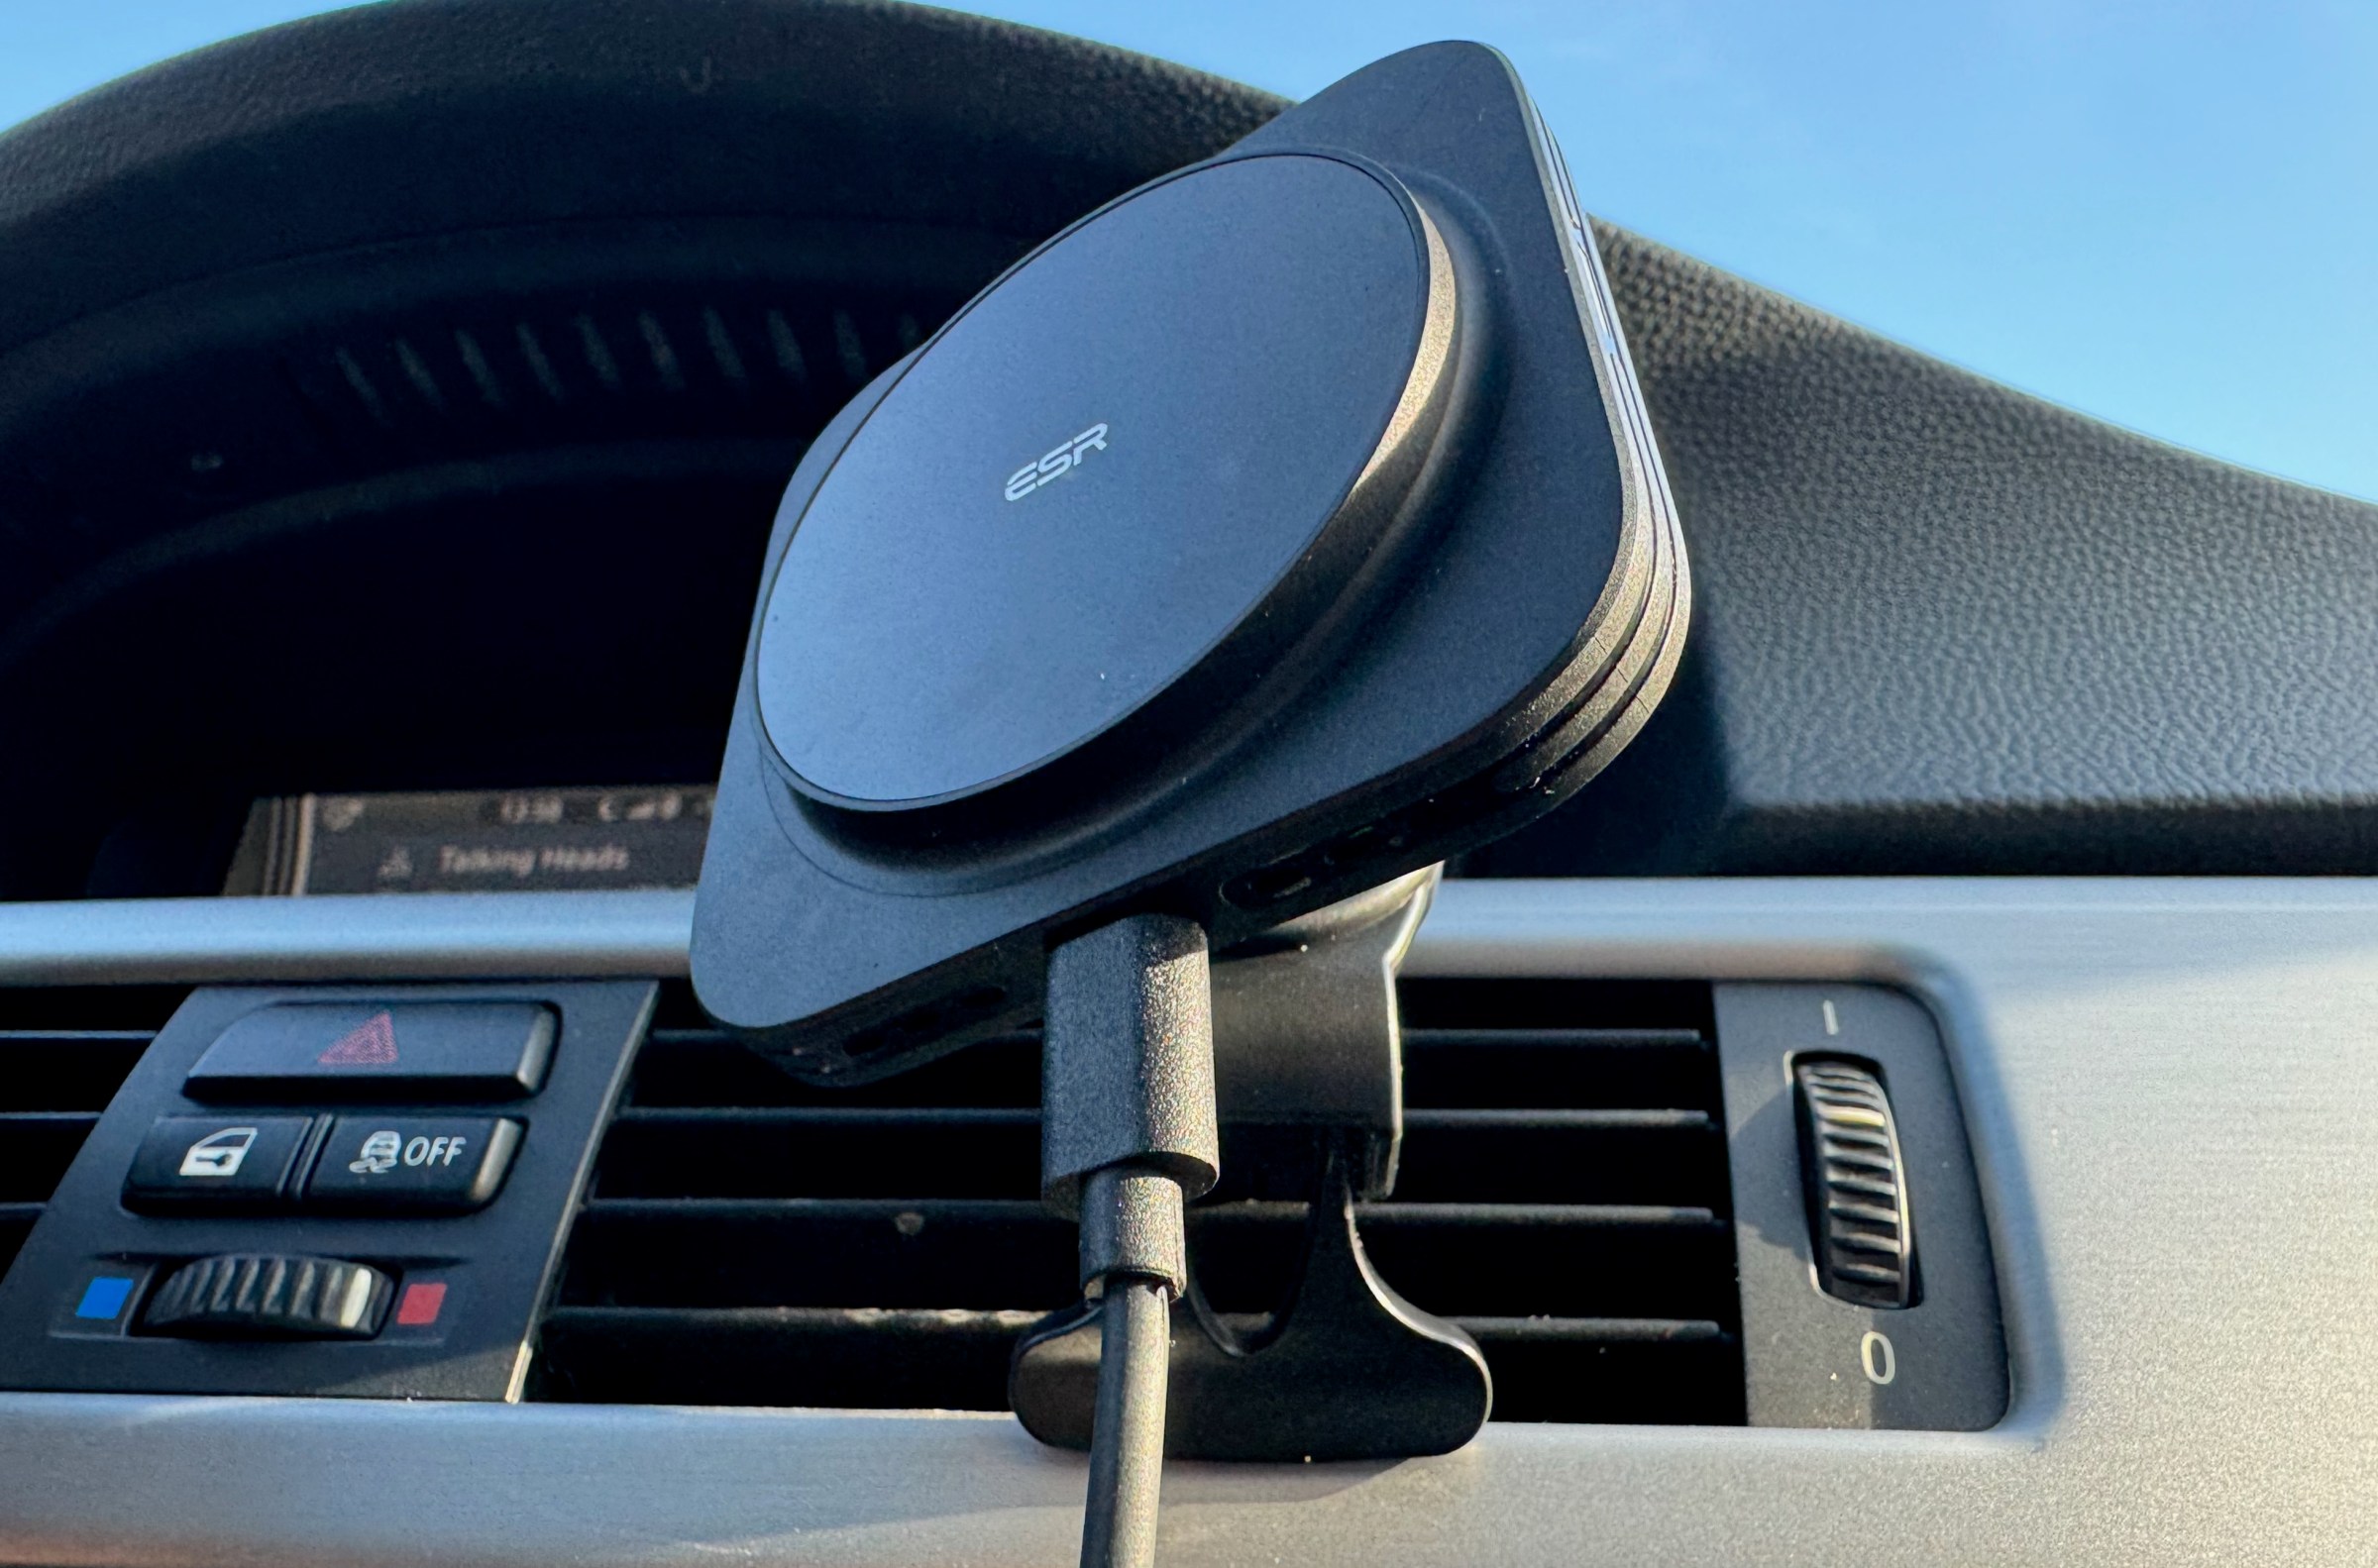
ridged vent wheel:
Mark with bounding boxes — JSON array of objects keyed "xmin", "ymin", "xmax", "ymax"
[{"xmin": 1793, "ymin": 1060, "xmax": 1914, "ymax": 1308}]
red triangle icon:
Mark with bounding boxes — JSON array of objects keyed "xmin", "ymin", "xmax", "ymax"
[{"xmin": 317, "ymin": 1010, "xmax": 398, "ymax": 1066}]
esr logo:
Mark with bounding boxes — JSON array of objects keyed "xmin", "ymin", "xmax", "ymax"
[{"xmin": 1005, "ymin": 422, "xmax": 1109, "ymax": 501}]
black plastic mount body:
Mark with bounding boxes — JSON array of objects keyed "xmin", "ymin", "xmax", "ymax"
[
  {"xmin": 692, "ymin": 42, "xmax": 1686, "ymax": 1082},
  {"xmin": 1208, "ymin": 865, "xmax": 1436, "ymax": 1201},
  {"xmin": 1014, "ymin": 871, "xmax": 1491, "ymax": 1462}
]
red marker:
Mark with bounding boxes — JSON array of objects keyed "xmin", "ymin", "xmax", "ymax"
[{"xmin": 394, "ymin": 1282, "xmax": 446, "ymax": 1326}]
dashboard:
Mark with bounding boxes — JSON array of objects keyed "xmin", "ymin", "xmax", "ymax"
[
  {"xmin": 0, "ymin": 2, "xmax": 2373, "ymax": 1564},
  {"xmin": 3, "ymin": 880, "xmax": 2371, "ymax": 1563}
]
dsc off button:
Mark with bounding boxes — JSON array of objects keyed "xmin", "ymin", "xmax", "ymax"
[{"xmin": 302, "ymin": 1116, "xmax": 522, "ymax": 1213}]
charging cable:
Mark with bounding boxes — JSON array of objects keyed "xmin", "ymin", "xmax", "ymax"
[{"xmin": 1041, "ymin": 914, "xmax": 1220, "ymax": 1568}]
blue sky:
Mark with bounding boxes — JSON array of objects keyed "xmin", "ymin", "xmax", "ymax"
[{"xmin": 4, "ymin": 0, "xmax": 2372, "ymax": 501}]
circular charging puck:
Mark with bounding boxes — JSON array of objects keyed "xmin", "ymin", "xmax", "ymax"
[{"xmin": 756, "ymin": 153, "xmax": 1459, "ymax": 813}]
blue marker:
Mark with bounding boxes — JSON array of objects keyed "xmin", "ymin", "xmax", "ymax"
[{"xmin": 74, "ymin": 1276, "xmax": 134, "ymax": 1321}]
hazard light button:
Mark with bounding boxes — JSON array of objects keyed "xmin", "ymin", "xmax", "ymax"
[{"xmin": 183, "ymin": 1002, "xmax": 555, "ymax": 1101}]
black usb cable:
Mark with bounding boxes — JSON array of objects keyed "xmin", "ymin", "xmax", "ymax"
[{"xmin": 1041, "ymin": 914, "xmax": 1220, "ymax": 1568}]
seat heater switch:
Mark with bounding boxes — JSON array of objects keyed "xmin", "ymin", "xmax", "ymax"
[
  {"xmin": 184, "ymin": 1001, "xmax": 555, "ymax": 1101},
  {"xmin": 1793, "ymin": 1059, "xmax": 1915, "ymax": 1308},
  {"xmin": 142, "ymin": 1253, "xmax": 392, "ymax": 1339},
  {"xmin": 301, "ymin": 1115, "xmax": 522, "ymax": 1213}
]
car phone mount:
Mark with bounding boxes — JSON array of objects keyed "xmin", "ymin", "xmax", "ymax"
[
  {"xmin": 693, "ymin": 41, "xmax": 1686, "ymax": 1076},
  {"xmin": 1013, "ymin": 868, "xmax": 1495, "ymax": 1462},
  {"xmin": 692, "ymin": 40, "xmax": 1686, "ymax": 1568}
]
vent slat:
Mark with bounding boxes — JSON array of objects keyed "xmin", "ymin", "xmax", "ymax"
[
  {"xmin": 538, "ymin": 976, "xmax": 1743, "ymax": 1423},
  {"xmin": 561, "ymin": 1197, "xmax": 1729, "ymax": 1317},
  {"xmin": 581, "ymin": 1197, "xmax": 1048, "ymax": 1220},
  {"xmin": 1361, "ymin": 1202, "xmax": 1720, "ymax": 1228},
  {"xmin": 1402, "ymin": 1029, "xmax": 1714, "ymax": 1109},
  {"xmin": 1405, "ymin": 1028, "xmax": 1709, "ymax": 1047},
  {"xmin": 0, "ymin": 1113, "xmax": 103, "ymax": 1203},
  {"xmin": 0, "ymin": 1036, "xmax": 152, "ymax": 1112},
  {"xmin": 1403, "ymin": 1108, "xmax": 1712, "ymax": 1129},
  {"xmin": 574, "ymin": 1197, "xmax": 1724, "ymax": 1227},
  {"xmin": 629, "ymin": 1032, "xmax": 1039, "ymax": 1108},
  {"xmin": 541, "ymin": 1306, "xmax": 1735, "ymax": 1349},
  {"xmin": 0, "ymin": 989, "xmax": 185, "ymax": 1033},
  {"xmin": 536, "ymin": 1305, "xmax": 1739, "ymax": 1420},
  {"xmin": 1469, "ymin": 1325, "xmax": 1743, "ymax": 1424},
  {"xmin": 607, "ymin": 1105, "xmax": 1716, "ymax": 1133},
  {"xmin": 0, "ymin": 999, "xmax": 167, "ymax": 1288},
  {"xmin": 563, "ymin": 1199, "xmax": 1076, "ymax": 1310},
  {"xmin": 594, "ymin": 1108, "xmax": 1721, "ymax": 1204},
  {"xmin": 538, "ymin": 1305, "xmax": 1041, "ymax": 1410},
  {"xmin": 1187, "ymin": 1202, "xmax": 1733, "ymax": 1320},
  {"xmin": 1392, "ymin": 1116, "xmax": 1727, "ymax": 1206},
  {"xmin": 1460, "ymin": 1315, "xmax": 1727, "ymax": 1343},
  {"xmin": 594, "ymin": 1112, "xmax": 1042, "ymax": 1201},
  {"xmin": 0, "ymin": 1201, "xmax": 45, "ymax": 1281},
  {"xmin": 611, "ymin": 1106, "xmax": 1037, "ymax": 1127}
]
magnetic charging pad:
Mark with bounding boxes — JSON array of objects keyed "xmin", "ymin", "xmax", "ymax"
[
  {"xmin": 696, "ymin": 43, "xmax": 1688, "ymax": 1078},
  {"xmin": 757, "ymin": 155, "xmax": 1457, "ymax": 812}
]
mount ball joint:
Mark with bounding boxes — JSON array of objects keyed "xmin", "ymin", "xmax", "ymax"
[{"xmin": 695, "ymin": 43, "xmax": 1688, "ymax": 1081}]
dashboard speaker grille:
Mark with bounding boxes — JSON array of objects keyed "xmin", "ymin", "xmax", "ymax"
[{"xmin": 535, "ymin": 977, "xmax": 1744, "ymax": 1423}]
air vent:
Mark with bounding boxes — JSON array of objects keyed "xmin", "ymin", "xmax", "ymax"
[
  {"xmin": 282, "ymin": 291, "xmax": 944, "ymax": 474},
  {"xmin": 535, "ymin": 978, "xmax": 1743, "ymax": 1423},
  {"xmin": 0, "ymin": 987, "xmax": 181, "ymax": 1281}
]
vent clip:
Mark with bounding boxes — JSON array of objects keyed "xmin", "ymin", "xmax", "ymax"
[{"xmin": 1011, "ymin": 868, "xmax": 1491, "ymax": 1460}]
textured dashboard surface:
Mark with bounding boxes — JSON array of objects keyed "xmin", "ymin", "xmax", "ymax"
[
  {"xmin": 1484, "ymin": 227, "xmax": 2378, "ymax": 876},
  {"xmin": 5, "ymin": 0, "xmax": 2375, "ymax": 889},
  {"xmin": 0, "ymin": 0, "xmax": 1276, "ymax": 360},
  {"xmin": 1, "ymin": 878, "xmax": 2373, "ymax": 1566}
]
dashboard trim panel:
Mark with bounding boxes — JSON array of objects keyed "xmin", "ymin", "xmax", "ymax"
[
  {"xmin": 0, "ymin": 890, "xmax": 696, "ymax": 984},
  {"xmin": 1, "ymin": 878, "xmax": 2372, "ymax": 1565}
]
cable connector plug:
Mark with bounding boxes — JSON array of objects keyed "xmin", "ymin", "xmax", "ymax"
[
  {"xmin": 1041, "ymin": 911, "xmax": 1219, "ymax": 1254},
  {"xmin": 1079, "ymin": 1167, "xmax": 1188, "ymax": 1298},
  {"xmin": 1040, "ymin": 912, "xmax": 1219, "ymax": 1568}
]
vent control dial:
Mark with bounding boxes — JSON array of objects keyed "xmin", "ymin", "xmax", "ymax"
[
  {"xmin": 141, "ymin": 1253, "xmax": 393, "ymax": 1339},
  {"xmin": 1793, "ymin": 1060, "xmax": 1914, "ymax": 1308}
]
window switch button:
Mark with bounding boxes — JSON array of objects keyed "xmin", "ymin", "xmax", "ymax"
[
  {"xmin": 123, "ymin": 1115, "xmax": 315, "ymax": 1210},
  {"xmin": 300, "ymin": 1116, "xmax": 522, "ymax": 1213}
]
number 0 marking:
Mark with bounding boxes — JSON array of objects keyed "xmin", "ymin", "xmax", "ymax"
[{"xmin": 1861, "ymin": 1329, "xmax": 1896, "ymax": 1386}]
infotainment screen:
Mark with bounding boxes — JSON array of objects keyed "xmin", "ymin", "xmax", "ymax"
[{"xmin": 223, "ymin": 785, "xmax": 714, "ymax": 895}]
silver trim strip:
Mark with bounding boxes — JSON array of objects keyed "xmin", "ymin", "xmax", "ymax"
[
  {"xmin": 8, "ymin": 876, "xmax": 2378, "ymax": 986},
  {"xmin": 0, "ymin": 889, "xmax": 698, "ymax": 985}
]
